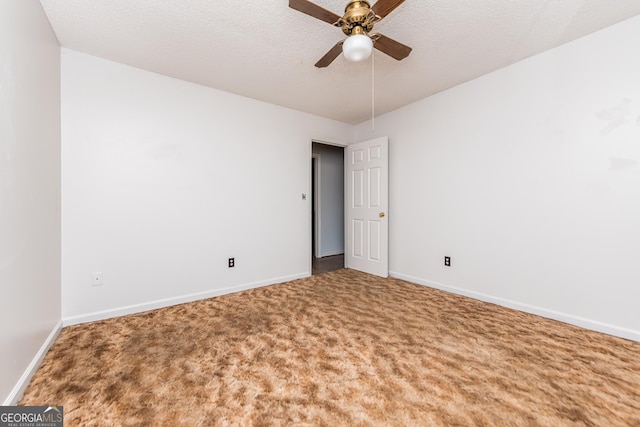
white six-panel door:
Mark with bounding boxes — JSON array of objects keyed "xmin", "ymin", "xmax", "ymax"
[{"xmin": 345, "ymin": 137, "xmax": 389, "ymax": 277}]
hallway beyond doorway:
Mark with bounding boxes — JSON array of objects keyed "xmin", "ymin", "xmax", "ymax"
[{"xmin": 312, "ymin": 254, "xmax": 344, "ymax": 275}]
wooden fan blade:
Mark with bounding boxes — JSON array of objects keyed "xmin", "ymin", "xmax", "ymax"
[
  {"xmin": 289, "ymin": 0, "xmax": 341, "ymax": 25},
  {"xmin": 373, "ymin": 33, "xmax": 412, "ymax": 60},
  {"xmin": 371, "ymin": 0, "xmax": 405, "ymax": 19},
  {"xmin": 315, "ymin": 41, "xmax": 344, "ymax": 68}
]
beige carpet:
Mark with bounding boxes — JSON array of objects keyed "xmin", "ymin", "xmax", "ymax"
[{"xmin": 21, "ymin": 269, "xmax": 640, "ymax": 426}]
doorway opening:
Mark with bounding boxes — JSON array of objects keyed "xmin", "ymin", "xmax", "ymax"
[{"xmin": 311, "ymin": 142, "xmax": 345, "ymax": 275}]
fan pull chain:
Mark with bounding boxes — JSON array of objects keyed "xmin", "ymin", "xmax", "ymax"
[{"xmin": 371, "ymin": 47, "xmax": 375, "ymax": 133}]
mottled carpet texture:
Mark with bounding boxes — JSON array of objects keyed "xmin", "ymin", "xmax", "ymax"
[{"xmin": 22, "ymin": 270, "xmax": 640, "ymax": 426}]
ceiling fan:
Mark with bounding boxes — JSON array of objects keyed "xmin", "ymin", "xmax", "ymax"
[{"xmin": 289, "ymin": 0, "xmax": 412, "ymax": 67}]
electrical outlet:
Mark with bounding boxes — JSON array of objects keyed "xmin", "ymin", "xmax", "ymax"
[
  {"xmin": 92, "ymin": 272, "xmax": 103, "ymax": 286},
  {"xmin": 228, "ymin": 258, "xmax": 235, "ymax": 268},
  {"xmin": 444, "ymin": 256, "xmax": 451, "ymax": 267}
]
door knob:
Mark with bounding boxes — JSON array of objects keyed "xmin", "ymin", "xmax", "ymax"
[{"xmin": 379, "ymin": 212, "xmax": 385, "ymax": 218}]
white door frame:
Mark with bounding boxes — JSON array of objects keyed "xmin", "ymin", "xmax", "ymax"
[{"xmin": 312, "ymin": 153, "xmax": 321, "ymax": 258}]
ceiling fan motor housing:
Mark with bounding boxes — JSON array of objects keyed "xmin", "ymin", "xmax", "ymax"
[
  {"xmin": 288, "ymin": 0, "xmax": 411, "ymax": 67},
  {"xmin": 338, "ymin": 0, "xmax": 378, "ymax": 36}
]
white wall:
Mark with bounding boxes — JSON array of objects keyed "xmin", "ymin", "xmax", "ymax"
[
  {"xmin": 0, "ymin": 2, "xmax": 61, "ymax": 404},
  {"xmin": 312, "ymin": 143, "xmax": 344, "ymax": 257},
  {"xmin": 61, "ymin": 50, "xmax": 352, "ymax": 323},
  {"xmin": 355, "ymin": 16, "xmax": 640, "ymax": 341}
]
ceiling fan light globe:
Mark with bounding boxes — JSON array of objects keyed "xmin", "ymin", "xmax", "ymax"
[{"xmin": 342, "ymin": 34, "xmax": 373, "ymax": 62}]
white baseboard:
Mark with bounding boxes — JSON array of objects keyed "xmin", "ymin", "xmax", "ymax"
[
  {"xmin": 8, "ymin": 271, "xmax": 637, "ymax": 406},
  {"xmin": 4, "ymin": 320, "xmax": 63, "ymax": 406},
  {"xmin": 390, "ymin": 271, "xmax": 640, "ymax": 343},
  {"xmin": 62, "ymin": 273, "xmax": 309, "ymax": 326}
]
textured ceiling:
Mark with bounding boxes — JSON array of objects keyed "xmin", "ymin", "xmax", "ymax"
[{"xmin": 40, "ymin": 0, "xmax": 640, "ymax": 124}]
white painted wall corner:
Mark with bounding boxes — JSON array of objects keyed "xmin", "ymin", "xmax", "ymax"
[{"xmin": 3, "ymin": 320, "xmax": 63, "ymax": 406}]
